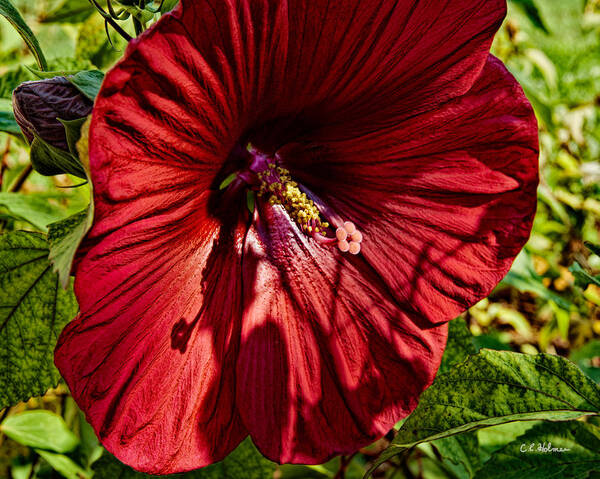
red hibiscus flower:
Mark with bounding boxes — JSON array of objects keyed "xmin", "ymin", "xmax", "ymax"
[{"xmin": 54, "ymin": 0, "xmax": 538, "ymax": 474}]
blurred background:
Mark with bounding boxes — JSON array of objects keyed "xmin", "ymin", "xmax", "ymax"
[{"xmin": 0, "ymin": 0, "xmax": 599, "ymax": 478}]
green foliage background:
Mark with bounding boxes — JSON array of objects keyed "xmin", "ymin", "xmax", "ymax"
[{"xmin": 1, "ymin": 0, "xmax": 600, "ymax": 478}]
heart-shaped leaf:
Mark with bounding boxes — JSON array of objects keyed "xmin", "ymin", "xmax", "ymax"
[
  {"xmin": 0, "ymin": 231, "xmax": 78, "ymax": 409},
  {"xmin": 368, "ymin": 350, "xmax": 600, "ymax": 476}
]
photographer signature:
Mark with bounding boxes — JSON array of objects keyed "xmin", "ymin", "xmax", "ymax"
[{"xmin": 520, "ymin": 442, "xmax": 571, "ymax": 453}]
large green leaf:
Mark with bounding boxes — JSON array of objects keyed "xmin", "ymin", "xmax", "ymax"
[
  {"xmin": 474, "ymin": 421, "xmax": 600, "ymax": 479},
  {"xmin": 433, "ymin": 319, "xmax": 480, "ymax": 478},
  {"xmin": 368, "ymin": 350, "xmax": 600, "ymax": 476},
  {"xmin": 192, "ymin": 438, "xmax": 276, "ymax": 479},
  {"xmin": 0, "ymin": 0, "xmax": 47, "ymax": 70},
  {"xmin": 432, "ymin": 434, "xmax": 480, "ymax": 479},
  {"xmin": 438, "ymin": 317, "xmax": 475, "ymax": 375},
  {"xmin": 0, "ymin": 410, "xmax": 79, "ymax": 453},
  {"xmin": 477, "ymin": 421, "xmax": 540, "ymax": 457},
  {"xmin": 92, "ymin": 438, "xmax": 276, "ymax": 479},
  {"xmin": 0, "ymin": 192, "xmax": 67, "ymax": 231},
  {"xmin": 0, "ymin": 231, "xmax": 78, "ymax": 409}
]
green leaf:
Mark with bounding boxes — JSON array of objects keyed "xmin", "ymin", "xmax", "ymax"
[
  {"xmin": 92, "ymin": 438, "xmax": 276, "ymax": 478},
  {"xmin": 368, "ymin": 350, "xmax": 600, "ymax": 476},
  {"xmin": 532, "ymin": 0, "xmax": 585, "ymax": 35},
  {"xmin": 510, "ymin": 69, "xmax": 554, "ymax": 130},
  {"xmin": 570, "ymin": 262, "xmax": 600, "ymax": 289},
  {"xmin": 21, "ymin": 70, "xmax": 103, "ymax": 101},
  {"xmin": 0, "ymin": 231, "xmax": 78, "ymax": 409},
  {"xmin": 570, "ymin": 341, "xmax": 600, "ymax": 383},
  {"xmin": 477, "ymin": 421, "xmax": 540, "ymax": 457},
  {"xmin": 435, "ymin": 320, "xmax": 480, "ymax": 479},
  {"xmin": 0, "ymin": 410, "xmax": 79, "ymax": 453},
  {"xmin": 48, "ymin": 207, "xmax": 93, "ymax": 289},
  {"xmin": 46, "ymin": 117, "xmax": 93, "ymax": 288},
  {"xmin": 192, "ymin": 438, "xmax": 276, "ymax": 479},
  {"xmin": 474, "ymin": 421, "xmax": 600, "ymax": 479},
  {"xmin": 510, "ymin": 0, "xmax": 547, "ymax": 32},
  {"xmin": 0, "ymin": 0, "xmax": 48, "ymax": 71},
  {"xmin": 30, "ymin": 133, "xmax": 87, "ymax": 179},
  {"xmin": 160, "ymin": 0, "xmax": 180, "ymax": 14},
  {"xmin": 35, "ymin": 449, "xmax": 91, "ymax": 479},
  {"xmin": 246, "ymin": 190, "xmax": 255, "ymax": 214},
  {"xmin": 0, "ymin": 192, "xmax": 67, "ymax": 231},
  {"xmin": 434, "ymin": 319, "xmax": 480, "ymax": 478},
  {"xmin": 585, "ymin": 242, "xmax": 600, "ymax": 257},
  {"xmin": 502, "ymin": 250, "xmax": 572, "ymax": 310},
  {"xmin": 472, "ymin": 333, "xmax": 512, "ymax": 352},
  {"xmin": 58, "ymin": 117, "xmax": 88, "ymax": 157},
  {"xmin": 10, "ymin": 457, "xmax": 33, "ymax": 479},
  {"xmin": 67, "ymin": 70, "xmax": 104, "ymax": 101},
  {"xmin": 432, "ymin": 434, "xmax": 480, "ymax": 479},
  {"xmin": 78, "ymin": 413, "xmax": 103, "ymax": 468},
  {"xmin": 0, "ymin": 109, "xmax": 20, "ymax": 135},
  {"xmin": 439, "ymin": 317, "xmax": 476, "ymax": 375},
  {"xmin": 76, "ymin": 15, "xmax": 124, "ymax": 69},
  {"xmin": 0, "ymin": 66, "xmax": 35, "ymax": 99},
  {"xmin": 219, "ymin": 172, "xmax": 238, "ymax": 190},
  {"xmin": 40, "ymin": 0, "xmax": 94, "ymax": 24}
]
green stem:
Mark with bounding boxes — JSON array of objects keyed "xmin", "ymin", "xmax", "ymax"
[
  {"xmin": 132, "ymin": 16, "xmax": 143, "ymax": 36},
  {"xmin": 9, "ymin": 163, "xmax": 32, "ymax": 193},
  {"xmin": 88, "ymin": 0, "xmax": 133, "ymax": 41}
]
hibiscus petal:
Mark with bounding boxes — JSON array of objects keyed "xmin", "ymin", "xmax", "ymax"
[
  {"xmin": 55, "ymin": 201, "xmax": 248, "ymax": 473},
  {"xmin": 286, "ymin": 56, "xmax": 539, "ymax": 325},
  {"xmin": 237, "ymin": 203, "xmax": 447, "ymax": 464},
  {"xmin": 177, "ymin": 0, "xmax": 506, "ymax": 124}
]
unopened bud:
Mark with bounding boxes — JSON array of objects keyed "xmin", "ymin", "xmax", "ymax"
[{"xmin": 12, "ymin": 77, "xmax": 93, "ymax": 151}]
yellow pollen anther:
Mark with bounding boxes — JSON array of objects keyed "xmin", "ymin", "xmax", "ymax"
[
  {"xmin": 249, "ymin": 155, "xmax": 364, "ymax": 253},
  {"xmin": 258, "ymin": 164, "xmax": 324, "ymax": 236}
]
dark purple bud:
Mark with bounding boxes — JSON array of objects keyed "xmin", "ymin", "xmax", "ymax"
[{"xmin": 12, "ymin": 77, "xmax": 93, "ymax": 151}]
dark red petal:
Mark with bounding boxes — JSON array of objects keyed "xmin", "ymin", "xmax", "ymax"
[
  {"xmin": 288, "ymin": 56, "xmax": 539, "ymax": 325},
  {"xmin": 177, "ymin": 0, "xmax": 506, "ymax": 125},
  {"xmin": 55, "ymin": 204, "xmax": 248, "ymax": 473},
  {"xmin": 237, "ymin": 204, "xmax": 447, "ymax": 464},
  {"xmin": 88, "ymin": 18, "xmax": 242, "ymax": 232}
]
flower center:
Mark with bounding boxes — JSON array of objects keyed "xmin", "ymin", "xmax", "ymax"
[{"xmin": 222, "ymin": 144, "xmax": 364, "ymax": 255}]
